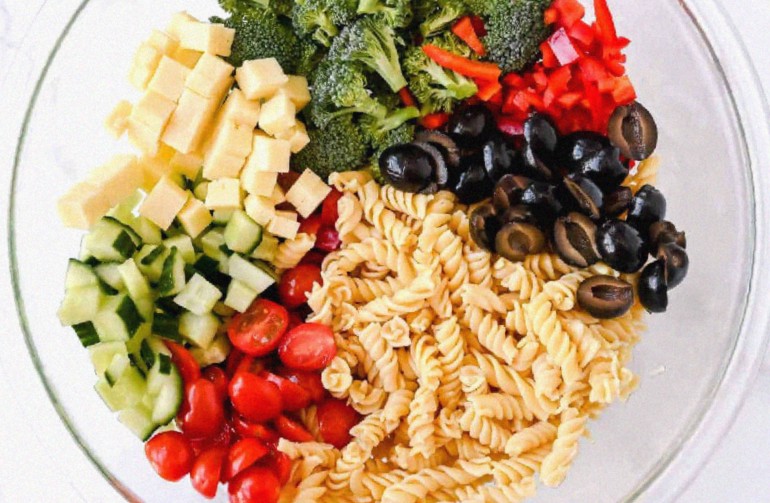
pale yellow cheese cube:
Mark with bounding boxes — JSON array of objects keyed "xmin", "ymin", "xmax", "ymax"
[
  {"xmin": 170, "ymin": 151, "xmax": 203, "ymax": 179},
  {"xmin": 147, "ymin": 29, "xmax": 179, "ymax": 55},
  {"xmin": 177, "ymin": 193, "xmax": 212, "ymax": 238},
  {"xmin": 285, "ymin": 169, "xmax": 332, "ymax": 218},
  {"xmin": 179, "ymin": 22, "xmax": 235, "ymax": 57},
  {"xmin": 173, "ymin": 47, "xmax": 203, "ymax": 68},
  {"xmin": 186, "ymin": 53, "xmax": 234, "ymax": 99},
  {"xmin": 279, "ymin": 76, "xmax": 311, "ymax": 110},
  {"xmin": 104, "ymin": 100, "xmax": 133, "ymax": 139},
  {"xmin": 207, "ymin": 121, "xmax": 254, "ymax": 159},
  {"xmin": 275, "ymin": 120, "xmax": 310, "ymax": 154},
  {"xmin": 274, "ymin": 210, "xmax": 298, "ymax": 222},
  {"xmin": 267, "ymin": 214, "xmax": 300, "ymax": 239},
  {"xmin": 258, "ymin": 93, "xmax": 296, "ymax": 137},
  {"xmin": 167, "ymin": 11, "xmax": 199, "ymax": 38},
  {"xmin": 131, "ymin": 91, "xmax": 176, "ymax": 133},
  {"xmin": 218, "ymin": 89, "xmax": 260, "ymax": 129},
  {"xmin": 205, "ymin": 178, "xmax": 242, "ymax": 210},
  {"xmin": 129, "ymin": 43, "xmax": 163, "ymax": 90},
  {"xmin": 271, "ymin": 184, "xmax": 286, "ymax": 204},
  {"xmin": 140, "ymin": 156, "xmax": 175, "ymax": 189},
  {"xmin": 202, "ymin": 150, "xmax": 246, "ymax": 180},
  {"xmin": 87, "ymin": 154, "xmax": 144, "ymax": 207},
  {"xmin": 127, "ymin": 117, "xmax": 161, "ymax": 157},
  {"xmin": 241, "ymin": 168, "xmax": 278, "ymax": 197},
  {"xmin": 162, "ymin": 90, "xmax": 219, "ymax": 154},
  {"xmin": 243, "ymin": 135, "xmax": 291, "ymax": 174},
  {"xmin": 139, "ymin": 175, "xmax": 189, "ymax": 229},
  {"xmin": 57, "ymin": 181, "xmax": 112, "ymax": 229},
  {"xmin": 244, "ymin": 194, "xmax": 276, "ymax": 226},
  {"xmin": 148, "ymin": 56, "xmax": 190, "ymax": 102},
  {"xmin": 157, "ymin": 144, "xmax": 177, "ymax": 162},
  {"xmin": 235, "ymin": 59, "xmax": 288, "ymax": 100}
]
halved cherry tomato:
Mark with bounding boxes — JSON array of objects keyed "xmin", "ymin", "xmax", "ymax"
[
  {"xmin": 222, "ymin": 438, "xmax": 270, "ymax": 482},
  {"xmin": 299, "ymin": 250, "xmax": 326, "ymax": 267},
  {"xmin": 298, "ymin": 213, "xmax": 323, "ymax": 236},
  {"xmin": 179, "ymin": 379, "xmax": 225, "ymax": 440},
  {"xmin": 316, "ymin": 398, "xmax": 360, "ymax": 449},
  {"xmin": 275, "ymin": 415, "xmax": 314, "ymax": 442},
  {"xmin": 227, "ymin": 299, "xmax": 289, "ymax": 356},
  {"xmin": 225, "ymin": 350, "xmax": 245, "ymax": 378},
  {"xmin": 272, "ymin": 451, "xmax": 292, "ymax": 485},
  {"xmin": 228, "ymin": 466, "xmax": 280, "ymax": 503},
  {"xmin": 315, "ymin": 227, "xmax": 341, "ymax": 252},
  {"xmin": 321, "ymin": 190, "xmax": 343, "ymax": 227},
  {"xmin": 188, "ymin": 423, "xmax": 232, "ymax": 457},
  {"xmin": 190, "ymin": 446, "xmax": 227, "ymax": 499},
  {"xmin": 235, "ymin": 356, "xmax": 266, "ymax": 376},
  {"xmin": 164, "ymin": 340, "xmax": 201, "ymax": 390},
  {"xmin": 278, "ymin": 264, "xmax": 322, "ymax": 310},
  {"xmin": 229, "ymin": 372, "xmax": 283, "ymax": 422},
  {"xmin": 145, "ymin": 431, "xmax": 195, "ymax": 482},
  {"xmin": 202, "ymin": 366, "xmax": 228, "ymax": 402},
  {"xmin": 230, "ymin": 415, "xmax": 280, "ymax": 443},
  {"xmin": 277, "ymin": 367, "xmax": 326, "ymax": 403},
  {"xmin": 262, "ymin": 372, "xmax": 312, "ymax": 411},
  {"xmin": 278, "ymin": 323, "xmax": 336, "ymax": 371},
  {"xmin": 287, "ymin": 312, "xmax": 305, "ymax": 332}
]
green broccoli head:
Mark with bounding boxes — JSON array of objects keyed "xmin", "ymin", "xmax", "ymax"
[
  {"xmin": 368, "ymin": 122, "xmax": 416, "ymax": 183},
  {"xmin": 218, "ymin": 11, "xmax": 301, "ymax": 71},
  {"xmin": 328, "ymin": 17, "xmax": 408, "ymax": 91},
  {"xmin": 417, "ymin": 0, "xmax": 466, "ymax": 38},
  {"xmin": 360, "ymin": 106, "xmax": 420, "ymax": 147},
  {"xmin": 291, "ymin": 115, "xmax": 369, "ymax": 179},
  {"xmin": 269, "ymin": 0, "xmax": 295, "ymax": 18},
  {"xmin": 356, "ymin": 0, "xmax": 413, "ymax": 28},
  {"xmin": 310, "ymin": 59, "xmax": 389, "ymax": 126},
  {"xmin": 483, "ymin": 0, "xmax": 552, "ymax": 73},
  {"xmin": 296, "ymin": 41, "xmax": 327, "ymax": 78},
  {"xmin": 218, "ymin": 0, "xmax": 267, "ymax": 15},
  {"xmin": 292, "ymin": 0, "xmax": 340, "ymax": 46}
]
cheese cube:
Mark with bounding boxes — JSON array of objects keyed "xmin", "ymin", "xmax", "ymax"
[
  {"xmin": 57, "ymin": 181, "xmax": 111, "ymax": 229},
  {"xmin": 186, "ymin": 53, "xmax": 234, "ymax": 99},
  {"xmin": 147, "ymin": 29, "xmax": 179, "ymax": 56},
  {"xmin": 235, "ymin": 59, "xmax": 288, "ymax": 100},
  {"xmin": 131, "ymin": 91, "xmax": 176, "ymax": 133},
  {"xmin": 241, "ymin": 168, "xmax": 278, "ymax": 197},
  {"xmin": 172, "ymin": 47, "xmax": 203, "ymax": 68},
  {"xmin": 274, "ymin": 210, "xmax": 298, "ymax": 222},
  {"xmin": 179, "ymin": 22, "xmax": 235, "ymax": 57},
  {"xmin": 127, "ymin": 117, "xmax": 161, "ymax": 157},
  {"xmin": 205, "ymin": 178, "xmax": 242, "ymax": 210},
  {"xmin": 271, "ymin": 184, "xmax": 286, "ymax": 204},
  {"xmin": 279, "ymin": 76, "xmax": 311, "ymax": 110},
  {"xmin": 243, "ymin": 135, "xmax": 291, "ymax": 173},
  {"xmin": 218, "ymin": 89, "xmax": 260, "ymax": 129},
  {"xmin": 104, "ymin": 100, "xmax": 133, "ymax": 139},
  {"xmin": 244, "ymin": 194, "xmax": 276, "ymax": 226},
  {"xmin": 207, "ymin": 121, "xmax": 254, "ymax": 159},
  {"xmin": 139, "ymin": 175, "xmax": 189, "ymax": 230},
  {"xmin": 167, "ymin": 11, "xmax": 199, "ymax": 38},
  {"xmin": 170, "ymin": 151, "xmax": 203, "ymax": 179},
  {"xmin": 148, "ymin": 56, "xmax": 190, "ymax": 102},
  {"xmin": 285, "ymin": 169, "xmax": 332, "ymax": 218},
  {"xmin": 162, "ymin": 90, "xmax": 219, "ymax": 154},
  {"xmin": 258, "ymin": 93, "xmax": 296, "ymax": 137},
  {"xmin": 267, "ymin": 213, "xmax": 300, "ymax": 239},
  {"xmin": 140, "ymin": 156, "xmax": 175, "ymax": 188},
  {"xmin": 275, "ymin": 120, "xmax": 310, "ymax": 153},
  {"xmin": 157, "ymin": 144, "xmax": 177, "ymax": 162},
  {"xmin": 87, "ymin": 155, "xmax": 144, "ymax": 207},
  {"xmin": 129, "ymin": 43, "xmax": 164, "ymax": 90},
  {"xmin": 177, "ymin": 194, "xmax": 212, "ymax": 238},
  {"xmin": 202, "ymin": 150, "xmax": 246, "ymax": 180}
]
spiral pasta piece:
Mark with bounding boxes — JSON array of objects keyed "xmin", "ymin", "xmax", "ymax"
[
  {"xmin": 466, "ymin": 392, "xmax": 532, "ymax": 422},
  {"xmin": 321, "ymin": 356, "xmax": 354, "ymax": 399},
  {"xmin": 523, "ymin": 253, "xmax": 577, "ymax": 281},
  {"xmin": 433, "ymin": 316, "xmax": 464, "ymax": 409},
  {"xmin": 277, "ymin": 439, "xmax": 340, "ymax": 468},
  {"xmin": 381, "ymin": 458, "xmax": 491, "ymax": 503},
  {"xmin": 357, "ymin": 271, "xmax": 435, "ymax": 323},
  {"xmin": 329, "ymin": 171, "xmax": 373, "ymax": 193},
  {"xmin": 408, "ymin": 386, "xmax": 439, "ymax": 458},
  {"xmin": 464, "ymin": 244, "xmax": 494, "ymax": 290},
  {"xmin": 459, "ymin": 365, "xmax": 490, "ymax": 396},
  {"xmin": 461, "ymin": 284, "xmax": 508, "ymax": 314},
  {"xmin": 348, "ymin": 380, "xmax": 387, "ymax": 415},
  {"xmin": 527, "ymin": 293, "xmax": 582, "ymax": 384},
  {"xmin": 540, "ymin": 408, "xmax": 588, "ymax": 487},
  {"xmin": 379, "ymin": 184, "xmax": 433, "ymax": 219},
  {"xmin": 532, "ymin": 353, "xmax": 562, "ymax": 401},
  {"xmin": 463, "ymin": 306, "xmax": 518, "ymax": 364},
  {"xmin": 505, "ymin": 421, "xmax": 558, "ymax": 457},
  {"xmin": 357, "ymin": 323, "xmax": 402, "ymax": 392},
  {"xmin": 380, "ymin": 316, "xmax": 411, "ymax": 347},
  {"xmin": 623, "ymin": 154, "xmax": 660, "ymax": 193},
  {"xmin": 459, "ymin": 409, "xmax": 512, "ymax": 452},
  {"xmin": 335, "ymin": 192, "xmax": 364, "ymax": 242},
  {"xmin": 357, "ymin": 180, "xmax": 415, "ymax": 248},
  {"xmin": 501, "ymin": 263, "xmax": 544, "ymax": 301}
]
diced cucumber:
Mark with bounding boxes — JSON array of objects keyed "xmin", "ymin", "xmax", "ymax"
[
  {"xmin": 200, "ymin": 228, "xmax": 229, "ymax": 274},
  {"xmin": 213, "ymin": 302, "xmax": 236, "ymax": 317},
  {"xmin": 224, "ymin": 279, "xmax": 257, "ymax": 313},
  {"xmin": 93, "ymin": 294, "xmax": 144, "ymax": 342},
  {"xmin": 190, "ymin": 333, "xmax": 231, "ymax": 367},
  {"xmin": 158, "ymin": 247, "xmax": 186, "ymax": 297},
  {"xmin": 128, "ymin": 217, "xmax": 162, "ymax": 245},
  {"xmin": 94, "ymin": 262, "xmax": 125, "ymax": 291},
  {"xmin": 58, "ymin": 284, "xmax": 102, "ymax": 326},
  {"xmin": 224, "ymin": 211, "xmax": 263, "ymax": 254},
  {"xmin": 105, "ymin": 352, "xmax": 131, "ymax": 386},
  {"xmin": 73, "ymin": 321, "xmax": 100, "ymax": 347},
  {"xmin": 151, "ymin": 376, "xmax": 183, "ymax": 424},
  {"xmin": 179, "ymin": 311, "xmax": 219, "ymax": 348},
  {"xmin": 64, "ymin": 259, "xmax": 99, "ymax": 289},
  {"xmin": 108, "ymin": 190, "xmax": 143, "ymax": 222},
  {"xmin": 173, "ymin": 274, "xmax": 222, "ymax": 315},
  {"xmin": 228, "ymin": 254, "xmax": 276, "ymax": 294},
  {"xmin": 251, "ymin": 233, "xmax": 279, "ymax": 262},
  {"xmin": 118, "ymin": 404, "xmax": 158, "ymax": 441},
  {"xmin": 192, "ymin": 255, "xmax": 230, "ymax": 291},
  {"xmin": 89, "ymin": 341, "xmax": 128, "ymax": 376},
  {"xmin": 95, "ymin": 364, "xmax": 146, "ymax": 412},
  {"xmin": 95, "ymin": 378, "xmax": 122, "ymax": 412},
  {"xmin": 118, "ymin": 259, "xmax": 154, "ymax": 319},
  {"xmin": 213, "ymin": 209, "xmax": 235, "ymax": 225},
  {"xmin": 152, "ymin": 312, "xmax": 181, "ymax": 342},
  {"xmin": 163, "ymin": 235, "xmax": 196, "ymax": 264},
  {"xmin": 83, "ymin": 217, "xmax": 138, "ymax": 262},
  {"xmin": 78, "ymin": 237, "xmax": 94, "ymax": 263},
  {"xmin": 135, "ymin": 244, "xmax": 169, "ymax": 283}
]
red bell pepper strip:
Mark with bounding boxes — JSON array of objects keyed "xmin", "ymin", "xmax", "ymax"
[
  {"xmin": 469, "ymin": 15, "xmax": 487, "ymax": 36},
  {"xmin": 548, "ymin": 28, "xmax": 581, "ymax": 66},
  {"xmin": 422, "ymin": 44, "xmax": 501, "ymax": 81},
  {"xmin": 611, "ymin": 76, "xmax": 636, "ymax": 104},
  {"xmin": 594, "ymin": 0, "xmax": 618, "ymax": 46},
  {"xmin": 476, "ymin": 79, "xmax": 502, "ymax": 101},
  {"xmin": 568, "ymin": 20, "xmax": 595, "ymax": 48},
  {"xmin": 552, "ymin": 0, "xmax": 585, "ymax": 29},
  {"xmin": 398, "ymin": 87, "xmax": 417, "ymax": 108},
  {"xmin": 539, "ymin": 41, "xmax": 559, "ymax": 69},
  {"xmin": 452, "ymin": 17, "xmax": 486, "ymax": 56},
  {"xmin": 502, "ymin": 73, "xmax": 526, "ymax": 88},
  {"xmin": 544, "ymin": 7, "xmax": 559, "ymax": 26},
  {"xmin": 420, "ymin": 112, "xmax": 450, "ymax": 129}
]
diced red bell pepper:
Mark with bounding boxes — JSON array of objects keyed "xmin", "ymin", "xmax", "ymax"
[
  {"xmin": 496, "ymin": 116, "xmax": 525, "ymax": 137},
  {"xmin": 568, "ymin": 20, "xmax": 595, "ymax": 48},
  {"xmin": 502, "ymin": 73, "xmax": 526, "ymax": 88},
  {"xmin": 547, "ymin": 65, "xmax": 572, "ymax": 96},
  {"xmin": 540, "ymin": 41, "xmax": 559, "ymax": 69},
  {"xmin": 420, "ymin": 112, "xmax": 450, "ymax": 130},
  {"xmin": 611, "ymin": 76, "xmax": 636, "ymax": 104},
  {"xmin": 469, "ymin": 15, "xmax": 487, "ymax": 37},
  {"xmin": 548, "ymin": 28, "xmax": 581, "ymax": 66},
  {"xmin": 452, "ymin": 17, "xmax": 486, "ymax": 56},
  {"xmin": 398, "ymin": 87, "xmax": 417, "ymax": 108},
  {"xmin": 557, "ymin": 92, "xmax": 583, "ymax": 109},
  {"xmin": 552, "ymin": 0, "xmax": 586, "ymax": 29},
  {"xmin": 544, "ymin": 7, "xmax": 559, "ymax": 26},
  {"xmin": 476, "ymin": 79, "xmax": 502, "ymax": 102}
]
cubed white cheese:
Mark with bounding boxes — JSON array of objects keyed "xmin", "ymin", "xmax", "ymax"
[
  {"xmin": 131, "ymin": 91, "xmax": 177, "ymax": 133},
  {"xmin": 127, "ymin": 117, "xmax": 161, "ymax": 157},
  {"xmin": 172, "ymin": 47, "xmax": 203, "ymax": 68},
  {"xmin": 285, "ymin": 169, "xmax": 332, "ymax": 218},
  {"xmin": 104, "ymin": 100, "xmax": 133, "ymax": 139},
  {"xmin": 205, "ymin": 178, "xmax": 242, "ymax": 210},
  {"xmin": 243, "ymin": 135, "xmax": 291, "ymax": 173},
  {"xmin": 271, "ymin": 184, "xmax": 286, "ymax": 204},
  {"xmin": 279, "ymin": 76, "xmax": 311, "ymax": 110},
  {"xmin": 267, "ymin": 213, "xmax": 300, "ymax": 239},
  {"xmin": 157, "ymin": 144, "xmax": 176, "ymax": 162},
  {"xmin": 177, "ymin": 193, "xmax": 212, "ymax": 238},
  {"xmin": 169, "ymin": 151, "xmax": 202, "ymax": 179},
  {"xmin": 140, "ymin": 156, "xmax": 175, "ymax": 189},
  {"xmin": 241, "ymin": 168, "xmax": 278, "ymax": 197},
  {"xmin": 274, "ymin": 210, "xmax": 298, "ymax": 222},
  {"xmin": 162, "ymin": 89, "xmax": 219, "ymax": 154},
  {"xmin": 206, "ymin": 121, "xmax": 254, "ymax": 159},
  {"xmin": 139, "ymin": 175, "xmax": 189, "ymax": 229},
  {"xmin": 258, "ymin": 92, "xmax": 296, "ymax": 137},
  {"xmin": 186, "ymin": 53, "xmax": 234, "ymax": 99},
  {"xmin": 244, "ymin": 194, "xmax": 276, "ymax": 226},
  {"xmin": 235, "ymin": 58, "xmax": 288, "ymax": 100},
  {"xmin": 274, "ymin": 120, "xmax": 310, "ymax": 153},
  {"xmin": 179, "ymin": 21, "xmax": 235, "ymax": 57},
  {"xmin": 167, "ymin": 11, "xmax": 199, "ymax": 38},
  {"xmin": 147, "ymin": 29, "xmax": 179, "ymax": 55},
  {"xmin": 202, "ymin": 150, "xmax": 246, "ymax": 180},
  {"xmin": 129, "ymin": 43, "xmax": 163, "ymax": 90},
  {"xmin": 218, "ymin": 89, "xmax": 260, "ymax": 129},
  {"xmin": 87, "ymin": 154, "xmax": 144, "ymax": 207},
  {"xmin": 57, "ymin": 181, "xmax": 112, "ymax": 229},
  {"xmin": 148, "ymin": 56, "xmax": 190, "ymax": 102}
]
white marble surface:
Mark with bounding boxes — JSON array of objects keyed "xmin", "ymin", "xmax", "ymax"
[{"xmin": 0, "ymin": 1, "xmax": 769, "ymax": 501}]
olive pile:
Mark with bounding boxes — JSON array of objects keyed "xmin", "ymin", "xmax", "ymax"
[{"xmin": 379, "ymin": 102, "xmax": 688, "ymax": 318}]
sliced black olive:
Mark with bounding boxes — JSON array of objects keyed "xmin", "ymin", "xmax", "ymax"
[
  {"xmin": 420, "ymin": 182, "xmax": 439, "ymax": 195},
  {"xmin": 608, "ymin": 101, "xmax": 658, "ymax": 160},
  {"xmin": 554, "ymin": 213, "xmax": 600, "ymax": 267},
  {"xmin": 469, "ymin": 204, "xmax": 500, "ymax": 252},
  {"xmin": 596, "ymin": 219, "xmax": 649, "ymax": 273},
  {"xmin": 604, "ymin": 186, "xmax": 633, "ymax": 217},
  {"xmin": 638, "ymin": 260, "xmax": 668, "ymax": 313},
  {"xmin": 520, "ymin": 143, "xmax": 556, "ymax": 181},
  {"xmin": 495, "ymin": 222, "xmax": 546, "ymax": 262},
  {"xmin": 380, "ymin": 144, "xmax": 434, "ymax": 193},
  {"xmin": 561, "ymin": 175, "xmax": 604, "ymax": 219},
  {"xmin": 413, "ymin": 141, "xmax": 448, "ymax": 188},
  {"xmin": 453, "ymin": 159, "xmax": 495, "ymax": 205},
  {"xmin": 524, "ymin": 113, "xmax": 558, "ymax": 155},
  {"xmin": 557, "ymin": 132, "xmax": 628, "ymax": 190},
  {"xmin": 492, "ymin": 175, "xmax": 523, "ymax": 213},
  {"xmin": 657, "ymin": 242, "xmax": 689, "ymax": 289},
  {"xmin": 500, "ymin": 205, "xmax": 538, "ymax": 225},
  {"xmin": 557, "ymin": 131, "xmax": 610, "ymax": 170},
  {"xmin": 627, "ymin": 184, "xmax": 666, "ymax": 233},
  {"xmin": 415, "ymin": 130, "xmax": 461, "ymax": 167},
  {"xmin": 649, "ymin": 220, "xmax": 687, "ymax": 249},
  {"xmin": 519, "ymin": 182, "xmax": 563, "ymax": 226},
  {"xmin": 577, "ymin": 275, "xmax": 634, "ymax": 319},
  {"xmin": 482, "ymin": 135, "xmax": 519, "ymax": 183},
  {"xmin": 447, "ymin": 104, "xmax": 495, "ymax": 147}
]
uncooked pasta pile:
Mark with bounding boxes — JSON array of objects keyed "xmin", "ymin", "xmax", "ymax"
[{"xmin": 277, "ymin": 169, "xmax": 648, "ymax": 502}]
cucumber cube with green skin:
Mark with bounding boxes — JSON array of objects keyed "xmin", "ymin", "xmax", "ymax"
[
  {"xmin": 93, "ymin": 294, "xmax": 144, "ymax": 342},
  {"xmin": 174, "ymin": 273, "xmax": 222, "ymax": 315},
  {"xmin": 179, "ymin": 311, "xmax": 220, "ymax": 348},
  {"xmin": 228, "ymin": 254, "xmax": 276, "ymax": 294},
  {"xmin": 224, "ymin": 211, "xmax": 263, "ymax": 254},
  {"xmin": 57, "ymin": 284, "xmax": 102, "ymax": 326},
  {"xmin": 158, "ymin": 247, "xmax": 186, "ymax": 297}
]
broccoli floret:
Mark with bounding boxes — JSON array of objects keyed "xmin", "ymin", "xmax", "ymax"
[
  {"xmin": 293, "ymin": 0, "xmax": 340, "ymax": 46},
  {"xmin": 218, "ymin": 0, "xmax": 267, "ymax": 15},
  {"xmin": 356, "ymin": 0, "xmax": 412, "ymax": 28},
  {"xmin": 417, "ymin": 0, "xmax": 466, "ymax": 38},
  {"xmin": 310, "ymin": 60, "xmax": 389, "ymax": 126},
  {"xmin": 368, "ymin": 122, "xmax": 415, "ymax": 183},
  {"xmin": 219, "ymin": 11, "xmax": 301, "ymax": 71},
  {"xmin": 291, "ymin": 115, "xmax": 369, "ymax": 178},
  {"xmin": 270, "ymin": 0, "xmax": 295, "ymax": 18},
  {"xmin": 483, "ymin": 0, "xmax": 551, "ymax": 73},
  {"xmin": 296, "ymin": 41, "xmax": 326, "ymax": 78},
  {"xmin": 328, "ymin": 17, "xmax": 408, "ymax": 91},
  {"xmin": 360, "ymin": 106, "xmax": 420, "ymax": 146}
]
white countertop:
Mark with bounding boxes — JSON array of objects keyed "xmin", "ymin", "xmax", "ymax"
[{"xmin": 1, "ymin": 1, "xmax": 769, "ymax": 501}]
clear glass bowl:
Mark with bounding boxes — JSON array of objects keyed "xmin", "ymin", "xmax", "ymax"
[{"xmin": 4, "ymin": 0, "xmax": 770, "ymax": 501}]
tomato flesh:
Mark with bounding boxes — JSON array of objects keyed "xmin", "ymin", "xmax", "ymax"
[
  {"xmin": 179, "ymin": 379, "xmax": 225, "ymax": 440},
  {"xmin": 145, "ymin": 431, "xmax": 195, "ymax": 482},
  {"xmin": 229, "ymin": 372, "xmax": 283, "ymax": 423},
  {"xmin": 190, "ymin": 446, "xmax": 227, "ymax": 499},
  {"xmin": 278, "ymin": 264, "xmax": 322, "ymax": 310},
  {"xmin": 165, "ymin": 340, "xmax": 201, "ymax": 390},
  {"xmin": 272, "ymin": 451, "xmax": 292, "ymax": 485},
  {"xmin": 222, "ymin": 438, "xmax": 270, "ymax": 482},
  {"xmin": 227, "ymin": 299, "xmax": 289, "ymax": 356},
  {"xmin": 321, "ymin": 190, "xmax": 342, "ymax": 227},
  {"xmin": 262, "ymin": 372, "xmax": 312, "ymax": 411},
  {"xmin": 276, "ymin": 367, "xmax": 326, "ymax": 403},
  {"xmin": 278, "ymin": 323, "xmax": 336, "ymax": 371},
  {"xmin": 202, "ymin": 366, "xmax": 229, "ymax": 402},
  {"xmin": 230, "ymin": 414, "xmax": 280, "ymax": 444},
  {"xmin": 228, "ymin": 466, "xmax": 280, "ymax": 503},
  {"xmin": 298, "ymin": 213, "xmax": 323, "ymax": 236},
  {"xmin": 317, "ymin": 398, "xmax": 361, "ymax": 449},
  {"xmin": 275, "ymin": 415, "xmax": 314, "ymax": 442}
]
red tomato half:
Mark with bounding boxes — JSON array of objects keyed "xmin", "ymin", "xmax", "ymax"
[
  {"xmin": 278, "ymin": 264, "xmax": 322, "ymax": 310},
  {"xmin": 228, "ymin": 372, "xmax": 283, "ymax": 423},
  {"xmin": 275, "ymin": 415, "xmax": 314, "ymax": 442},
  {"xmin": 315, "ymin": 227, "xmax": 341, "ymax": 252},
  {"xmin": 321, "ymin": 190, "xmax": 342, "ymax": 227},
  {"xmin": 222, "ymin": 438, "xmax": 270, "ymax": 482},
  {"xmin": 228, "ymin": 466, "xmax": 280, "ymax": 503},
  {"xmin": 202, "ymin": 366, "xmax": 228, "ymax": 402},
  {"xmin": 190, "ymin": 446, "xmax": 227, "ymax": 499},
  {"xmin": 188, "ymin": 423, "xmax": 231, "ymax": 457},
  {"xmin": 227, "ymin": 299, "xmax": 289, "ymax": 356},
  {"xmin": 299, "ymin": 250, "xmax": 326, "ymax": 267},
  {"xmin": 179, "ymin": 379, "xmax": 225, "ymax": 440},
  {"xmin": 262, "ymin": 372, "xmax": 311, "ymax": 411},
  {"xmin": 230, "ymin": 415, "xmax": 279, "ymax": 444},
  {"xmin": 317, "ymin": 398, "xmax": 361, "ymax": 449},
  {"xmin": 164, "ymin": 340, "xmax": 201, "ymax": 389},
  {"xmin": 272, "ymin": 451, "xmax": 292, "ymax": 485},
  {"xmin": 278, "ymin": 323, "xmax": 336, "ymax": 371},
  {"xmin": 276, "ymin": 368, "xmax": 326, "ymax": 403},
  {"xmin": 144, "ymin": 431, "xmax": 195, "ymax": 482},
  {"xmin": 298, "ymin": 213, "xmax": 323, "ymax": 236}
]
